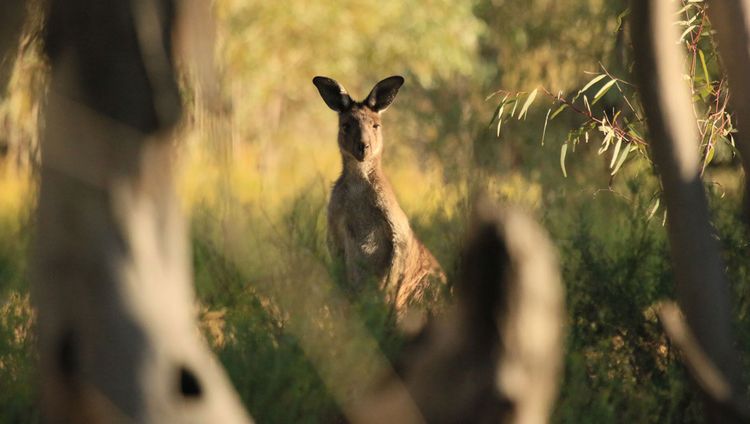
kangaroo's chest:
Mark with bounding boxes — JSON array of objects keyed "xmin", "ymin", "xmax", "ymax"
[
  {"xmin": 345, "ymin": 192, "xmax": 391, "ymax": 252},
  {"xmin": 331, "ymin": 181, "xmax": 396, "ymax": 268}
]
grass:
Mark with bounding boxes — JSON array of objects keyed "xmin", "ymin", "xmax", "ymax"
[{"xmin": 0, "ymin": 135, "xmax": 749, "ymax": 423}]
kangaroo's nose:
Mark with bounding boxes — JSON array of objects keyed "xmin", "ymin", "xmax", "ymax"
[{"xmin": 356, "ymin": 142, "xmax": 368, "ymax": 156}]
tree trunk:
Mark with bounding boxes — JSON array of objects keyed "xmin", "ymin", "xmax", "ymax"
[
  {"xmin": 31, "ymin": 0, "xmax": 252, "ymax": 421},
  {"xmin": 707, "ymin": 0, "xmax": 750, "ymax": 221},
  {"xmin": 630, "ymin": 0, "xmax": 749, "ymax": 420}
]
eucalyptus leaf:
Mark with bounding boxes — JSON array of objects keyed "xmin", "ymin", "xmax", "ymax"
[
  {"xmin": 679, "ymin": 25, "xmax": 697, "ymax": 43},
  {"xmin": 647, "ymin": 198, "xmax": 660, "ymax": 221},
  {"xmin": 541, "ymin": 108, "xmax": 551, "ymax": 145},
  {"xmin": 550, "ymin": 103, "xmax": 568, "ymax": 120},
  {"xmin": 610, "ymin": 137, "xmax": 623, "ymax": 168},
  {"xmin": 575, "ymin": 74, "xmax": 606, "ymax": 100},
  {"xmin": 593, "ymin": 79, "xmax": 617, "ymax": 105},
  {"xmin": 518, "ymin": 88, "xmax": 538, "ymax": 120},
  {"xmin": 611, "ymin": 143, "xmax": 633, "ymax": 175},
  {"xmin": 699, "ymin": 49, "xmax": 710, "ymax": 86}
]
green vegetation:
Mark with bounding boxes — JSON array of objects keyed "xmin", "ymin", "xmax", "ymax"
[{"xmin": 1, "ymin": 0, "xmax": 749, "ymax": 422}]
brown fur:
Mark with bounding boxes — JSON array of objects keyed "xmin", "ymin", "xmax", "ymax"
[{"xmin": 313, "ymin": 76, "xmax": 446, "ymax": 316}]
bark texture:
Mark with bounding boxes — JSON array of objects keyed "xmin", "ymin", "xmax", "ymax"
[
  {"xmin": 32, "ymin": 0, "xmax": 252, "ymax": 422},
  {"xmin": 630, "ymin": 0, "xmax": 749, "ymax": 420}
]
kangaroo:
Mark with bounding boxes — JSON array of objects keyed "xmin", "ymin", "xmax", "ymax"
[
  {"xmin": 352, "ymin": 200, "xmax": 565, "ymax": 424},
  {"xmin": 312, "ymin": 75, "xmax": 446, "ymax": 316}
]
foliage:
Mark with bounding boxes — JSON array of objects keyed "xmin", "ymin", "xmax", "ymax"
[
  {"xmin": 212, "ymin": 0, "xmax": 483, "ymax": 153},
  {"xmin": 0, "ymin": 0, "xmax": 46, "ymax": 169},
  {"xmin": 475, "ymin": 0, "xmax": 626, "ymax": 91},
  {"xmin": 0, "ymin": 180, "xmax": 35, "ymax": 421},
  {"xmin": 491, "ymin": 0, "xmax": 737, "ymax": 188},
  {"xmin": 0, "ymin": 291, "xmax": 36, "ymax": 424}
]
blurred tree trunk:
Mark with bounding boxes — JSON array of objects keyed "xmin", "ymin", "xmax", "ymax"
[
  {"xmin": 31, "ymin": 0, "xmax": 252, "ymax": 421},
  {"xmin": 0, "ymin": 0, "xmax": 25, "ymax": 94},
  {"xmin": 355, "ymin": 201, "xmax": 564, "ymax": 424},
  {"xmin": 0, "ymin": 0, "xmax": 29, "ymax": 165},
  {"xmin": 708, "ymin": 0, "xmax": 750, "ymax": 221},
  {"xmin": 630, "ymin": 0, "xmax": 749, "ymax": 420}
]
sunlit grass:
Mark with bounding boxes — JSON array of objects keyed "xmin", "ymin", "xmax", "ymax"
[
  {"xmin": 0, "ymin": 166, "xmax": 32, "ymax": 223},
  {"xmin": 176, "ymin": 127, "xmax": 466, "ymax": 228}
]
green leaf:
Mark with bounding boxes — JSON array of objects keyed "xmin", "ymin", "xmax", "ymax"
[
  {"xmin": 679, "ymin": 25, "xmax": 697, "ymax": 43},
  {"xmin": 488, "ymin": 103, "xmax": 502, "ymax": 128},
  {"xmin": 699, "ymin": 49, "xmax": 710, "ymax": 86},
  {"xmin": 541, "ymin": 108, "xmax": 551, "ymax": 145},
  {"xmin": 560, "ymin": 142, "xmax": 568, "ymax": 178},
  {"xmin": 611, "ymin": 143, "xmax": 633, "ymax": 175},
  {"xmin": 518, "ymin": 88, "xmax": 538, "ymax": 120},
  {"xmin": 610, "ymin": 137, "xmax": 623, "ymax": 168},
  {"xmin": 498, "ymin": 101, "xmax": 508, "ymax": 119},
  {"xmin": 627, "ymin": 124, "xmax": 643, "ymax": 141},
  {"xmin": 592, "ymin": 79, "xmax": 617, "ymax": 105},
  {"xmin": 484, "ymin": 90, "xmax": 503, "ymax": 101},
  {"xmin": 575, "ymin": 74, "xmax": 607, "ymax": 100},
  {"xmin": 677, "ymin": 3, "xmax": 695, "ymax": 14},
  {"xmin": 509, "ymin": 95, "xmax": 519, "ymax": 118},
  {"xmin": 702, "ymin": 143, "xmax": 715, "ymax": 173},
  {"xmin": 550, "ymin": 103, "xmax": 568, "ymax": 120},
  {"xmin": 647, "ymin": 198, "xmax": 660, "ymax": 221},
  {"xmin": 706, "ymin": 144, "xmax": 715, "ymax": 163},
  {"xmin": 599, "ymin": 129, "xmax": 614, "ymax": 155},
  {"xmin": 495, "ymin": 100, "xmax": 509, "ymax": 137},
  {"xmin": 615, "ymin": 8, "xmax": 630, "ymax": 32},
  {"xmin": 487, "ymin": 93, "xmax": 510, "ymax": 128}
]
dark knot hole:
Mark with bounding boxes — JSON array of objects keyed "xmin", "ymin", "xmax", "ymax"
[
  {"xmin": 57, "ymin": 329, "xmax": 78, "ymax": 378},
  {"xmin": 178, "ymin": 366, "xmax": 203, "ymax": 399}
]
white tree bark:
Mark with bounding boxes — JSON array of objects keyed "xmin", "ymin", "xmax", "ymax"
[
  {"xmin": 708, "ymin": 0, "xmax": 750, "ymax": 218},
  {"xmin": 630, "ymin": 0, "xmax": 749, "ymax": 420},
  {"xmin": 0, "ymin": 0, "xmax": 25, "ymax": 93},
  {"xmin": 31, "ymin": 0, "xmax": 252, "ymax": 422}
]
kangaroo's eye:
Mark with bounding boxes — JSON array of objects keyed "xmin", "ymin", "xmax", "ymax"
[{"xmin": 373, "ymin": 123, "xmax": 380, "ymax": 129}]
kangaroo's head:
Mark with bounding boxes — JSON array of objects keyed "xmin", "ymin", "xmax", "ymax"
[{"xmin": 312, "ymin": 75, "xmax": 404, "ymax": 163}]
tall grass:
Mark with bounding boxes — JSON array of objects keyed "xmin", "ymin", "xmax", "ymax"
[
  {"xmin": 0, "ymin": 166, "xmax": 36, "ymax": 423},
  {"xmin": 2, "ymin": 136, "xmax": 749, "ymax": 422}
]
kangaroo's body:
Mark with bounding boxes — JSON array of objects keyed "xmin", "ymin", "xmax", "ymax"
[{"xmin": 313, "ymin": 75, "xmax": 445, "ymax": 314}]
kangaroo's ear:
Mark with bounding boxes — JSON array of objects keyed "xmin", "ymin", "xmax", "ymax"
[
  {"xmin": 365, "ymin": 75, "xmax": 405, "ymax": 113},
  {"xmin": 312, "ymin": 76, "xmax": 352, "ymax": 112}
]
